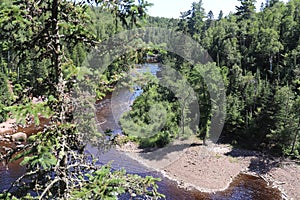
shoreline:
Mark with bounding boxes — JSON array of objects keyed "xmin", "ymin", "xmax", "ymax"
[
  {"xmin": 1, "ymin": 117, "xmax": 298, "ymax": 199},
  {"xmin": 116, "ymin": 138, "xmax": 299, "ymax": 199},
  {"xmin": 0, "ymin": 116, "xmax": 50, "ymax": 155}
]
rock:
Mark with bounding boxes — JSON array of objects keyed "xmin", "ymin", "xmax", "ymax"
[
  {"xmin": 3, "ymin": 146, "xmax": 12, "ymax": 152},
  {"xmin": 130, "ymin": 193, "xmax": 137, "ymax": 197},
  {"xmin": 179, "ymin": 180, "xmax": 184, "ymax": 186},
  {"xmin": 11, "ymin": 132, "xmax": 27, "ymax": 142},
  {"xmin": 16, "ymin": 144, "xmax": 25, "ymax": 149},
  {"xmin": 4, "ymin": 135, "xmax": 10, "ymax": 139},
  {"xmin": 15, "ymin": 141, "xmax": 22, "ymax": 145}
]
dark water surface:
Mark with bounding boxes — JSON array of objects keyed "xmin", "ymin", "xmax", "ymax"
[
  {"xmin": 0, "ymin": 148, "xmax": 282, "ymax": 200},
  {"xmin": 86, "ymin": 146, "xmax": 282, "ymax": 200},
  {"xmin": 0, "ymin": 63, "xmax": 282, "ymax": 199},
  {"xmin": 0, "ymin": 160, "xmax": 26, "ymax": 192}
]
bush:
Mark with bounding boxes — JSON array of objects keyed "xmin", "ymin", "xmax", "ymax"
[
  {"xmin": 138, "ymin": 132, "xmax": 170, "ymax": 148},
  {"xmin": 0, "ymin": 103, "xmax": 8, "ymax": 123}
]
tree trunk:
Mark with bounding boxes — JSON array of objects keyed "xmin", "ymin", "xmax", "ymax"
[
  {"xmin": 269, "ymin": 55, "xmax": 273, "ymax": 72},
  {"xmin": 291, "ymin": 119, "xmax": 300, "ymax": 155},
  {"xmin": 52, "ymin": 0, "xmax": 61, "ymax": 85}
]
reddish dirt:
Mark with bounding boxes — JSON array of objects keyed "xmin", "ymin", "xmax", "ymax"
[{"xmin": 0, "ymin": 117, "xmax": 50, "ymax": 136}]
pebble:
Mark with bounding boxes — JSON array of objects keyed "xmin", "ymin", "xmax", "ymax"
[
  {"xmin": 16, "ymin": 144, "xmax": 25, "ymax": 149},
  {"xmin": 3, "ymin": 146, "xmax": 12, "ymax": 152},
  {"xmin": 130, "ymin": 193, "xmax": 137, "ymax": 197},
  {"xmin": 179, "ymin": 180, "xmax": 184, "ymax": 186}
]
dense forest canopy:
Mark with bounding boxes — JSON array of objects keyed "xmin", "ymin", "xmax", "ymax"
[
  {"xmin": 0, "ymin": 0, "xmax": 299, "ymax": 199},
  {"xmin": 141, "ymin": 0, "xmax": 300, "ymax": 157}
]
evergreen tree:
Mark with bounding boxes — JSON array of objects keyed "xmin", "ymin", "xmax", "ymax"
[
  {"xmin": 218, "ymin": 10, "xmax": 224, "ymax": 21},
  {"xmin": 269, "ymin": 86, "xmax": 299, "ymax": 156},
  {"xmin": 205, "ymin": 10, "xmax": 215, "ymax": 29},
  {"xmin": 0, "ymin": 0, "xmax": 162, "ymax": 199},
  {"xmin": 178, "ymin": 0, "xmax": 206, "ymax": 41},
  {"xmin": 236, "ymin": 0, "xmax": 257, "ymax": 19}
]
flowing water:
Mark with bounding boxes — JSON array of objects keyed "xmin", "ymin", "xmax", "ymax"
[
  {"xmin": 0, "ymin": 63, "xmax": 282, "ymax": 199},
  {"xmin": 85, "ymin": 147, "xmax": 282, "ymax": 200}
]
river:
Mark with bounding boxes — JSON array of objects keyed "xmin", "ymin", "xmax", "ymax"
[{"xmin": 0, "ymin": 63, "xmax": 282, "ymax": 199}]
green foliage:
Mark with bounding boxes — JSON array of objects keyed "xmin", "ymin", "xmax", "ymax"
[
  {"xmin": 122, "ymin": 0, "xmax": 300, "ymax": 157},
  {"xmin": 173, "ymin": 0, "xmax": 300, "ymax": 156},
  {"xmin": 120, "ymin": 74, "xmax": 180, "ymax": 147},
  {"xmin": 236, "ymin": 0, "xmax": 257, "ymax": 19},
  {"xmin": 20, "ymin": 145, "xmax": 57, "ymax": 169},
  {"xmin": 0, "ymin": 192, "xmax": 18, "ymax": 200},
  {"xmin": 71, "ymin": 164, "xmax": 164, "ymax": 199},
  {"xmin": 138, "ymin": 132, "xmax": 170, "ymax": 148},
  {"xmin": 1, "ymin": 0, "xmax": 300, "ymax": 198},
  {"xmin": 147, "ymin": 16, "xmax": 180, "ymax": 29},
  {"xmin": 6, "ymin": 101, "xmax": 53, "ymax": 125},
  {"xmin": 178, "ymin": 0, "xmax": 205, "ymax": 41},
  {"xmin": 0, "ymin": 73, "xmax": 14, "ymax": 122},
  {"xmin": 0, "ymin": 0, "xmax": 161, "ymax": 199},
  {"xmin": 267, "ymin": 86, "xmax": 300, "ymax": 156}
]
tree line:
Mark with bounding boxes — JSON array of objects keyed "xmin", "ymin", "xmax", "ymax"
[
  {"xmin": 0, "ymin": 0, "xmax": 299, "ymax": 199},
  {"xmin": 123, "ymin": 0, "xmax": 300, "ymax": 158}
]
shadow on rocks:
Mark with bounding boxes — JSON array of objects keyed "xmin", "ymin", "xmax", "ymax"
[{"xmin": 225, "ymin": 148, "xmax": 282, "ymax": 174}]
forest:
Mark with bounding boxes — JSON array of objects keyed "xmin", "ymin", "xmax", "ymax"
[
  {"xmin": 142, "ymin": 0, "xmax": 300, "ymax": 157},
  {"xmin": 0, "ymin": 0, "xmax": 299, "ymax": 199}
]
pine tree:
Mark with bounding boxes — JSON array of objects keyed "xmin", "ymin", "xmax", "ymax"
[
  {"xmin": 269, "ymin": 86, "xmax": 299, "ymax": 156},
  {"xmin": 0, "ymin": 0, "xmax": 162, "ymax": 198},
  {"xmin": 218, "ymin": 10, "xmax": 224, "ymax": 21},
  {"xmin": 236, "ymin": 0, "xmax": 257, "ymax": 19},
  {"xmin": 205, "ymin": 10, "xmax": 215, "ymax": 29}
]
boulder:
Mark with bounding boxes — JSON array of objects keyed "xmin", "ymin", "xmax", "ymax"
[{"xmin": 11, "ymin": 132, "xmax": 27, "ymax": 142}]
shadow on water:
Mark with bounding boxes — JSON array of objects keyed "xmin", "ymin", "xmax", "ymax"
[{"xmin": 195, "ymin": 173, "xmax": 282, "ymax": 200}]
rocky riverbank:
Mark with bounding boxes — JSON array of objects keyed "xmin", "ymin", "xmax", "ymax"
[
  {"xmin": 0, "ymin": 116, "xmax": 50, "ymax": 155},
  {"xmin": 2, "ymin": 114, "xmax": 299, "ymax": 199},
  {"xmin": 116, "ymin": 137, "xmax": 300, "ymax": 200}
]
